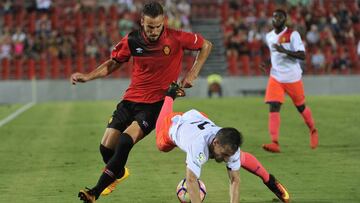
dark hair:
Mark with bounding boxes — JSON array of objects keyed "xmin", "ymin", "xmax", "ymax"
[
  {"xmin": 274, "ymin": 9, "xmax": 287, "ymax": 18},
  {"xmin": 142, "ymin": 1, "xmax": 164, "ymax": 18},
  {"xmin": 215, "ymin": 127, "xmax": 243, "ymax": 152}
]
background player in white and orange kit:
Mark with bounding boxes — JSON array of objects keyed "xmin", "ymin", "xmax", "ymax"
[
  {"xmin": 154, "ymin": 83, "xmax": 290, "ymax": 203},
  {"xmin": 262, "ymin": 9, "xmax": 318, "ymax": 153}
]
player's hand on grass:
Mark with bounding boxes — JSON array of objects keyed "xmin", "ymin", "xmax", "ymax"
[{"xmin": 70, "ymin": 72, "xmax": 89, "ymax": 85}]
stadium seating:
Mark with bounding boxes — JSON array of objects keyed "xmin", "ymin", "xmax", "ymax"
[{"xmin": 0, "ymin": 0, "xmax": 359, "ymax": 80}]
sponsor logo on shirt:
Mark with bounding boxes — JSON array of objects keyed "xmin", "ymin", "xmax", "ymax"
[
  {"xmin": 196, "ymin": 152, "xmax": 206, "ymax": 165},
  {"xmin": 136, "ymin": 48, "xmax": 144, "ymax": 54},
  {"xmin": 142, "ymin": 120, "xmax": 149, "ymax": 128}
]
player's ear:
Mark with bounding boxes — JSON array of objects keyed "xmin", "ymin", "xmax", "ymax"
[
  {"xmin": 141, "ymin": 16, "xmax": 144, "ymax": 27},
  {"xmin": 213, "ymin": 138, "xmax": 219, "ymax": 146}
]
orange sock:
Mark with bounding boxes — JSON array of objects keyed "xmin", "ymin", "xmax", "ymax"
[
  {"xmin": 241, "ymin": 151, "xmax": 270, "ymax": 182},
  {"xmin": 155, "ymin": 96, "xmax": 174, "ymax": 135},
  {"xmin": 269, "ymin": 112, "xmax": 280, "ymax": 143},
  {"xmin": 301, "ymin": 107, "xmax": 315, "ymax": 130}
]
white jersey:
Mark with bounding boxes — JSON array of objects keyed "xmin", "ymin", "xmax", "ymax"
[
  {"xmin": 266, "ymin": 27, "xmax": 305, "ymax": 83},
  {"xmin": 169, "ymin": 109, "xmax": 241, "ymax": 178}
]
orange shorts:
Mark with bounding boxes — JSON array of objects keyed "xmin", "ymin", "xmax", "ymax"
[
  {"xmin": 265, "ymin": 77, "xmax": 305, "ymax": 106},
  {"xmin": 156, "ymin": 112, "xmax": 183, "ymax": 152}
]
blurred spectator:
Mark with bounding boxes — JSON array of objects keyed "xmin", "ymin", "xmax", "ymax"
[
  {"xmin": 0, "ymin": 30, "xmax": 12, "ymax": 60},
  {"xmin": 306, "ymin": 24, "xmax": 320, "ymax": 47},
  {"xmin": 36, "ymin": 0, "xmax": 51, "ymax": 13},
  {"xmin": 59, "ymin": 35, "xmax": 75, "ymax": 59},
  {"xmin": 47, "ymin": 30, "xmax": 61, "ymax": 58},
  {"xmin": 311, "ymin": 48, "xmax": 325, "ymax": 74},
  {"xmin": 167, "ymin": 12, "xmax": 182, "ymax": 29},
  {"xmin": 320, "ymin": 26, "xmax": 337, "ymax": 50},
  {"xmin": 11, "ymin": 27, "xmax": 26, "ymax": 58},
  {"xmin": 117, "ymin": 0, "xmax": 135, "ymax": 12},
  {"xmin": 35, "ymin": 14, "xmax": 51, "ymax": 37},
  {"xmin": 2, "ymin": 0, "xmax": 12, "ymax": 13},
  {"xmin": 207, "ymin": 73, "xmax": 223, "ymax": 98},
  {"xmin": 85, "ymin": 38, "xmax": 99, "ymax": 58},
  {"xmin": 118, "ymin": 13, "xmax": 136, "ymax": 37},
  {"xmin": 333, "ymin": 51, "xmax": 350, "ymax": 73}
]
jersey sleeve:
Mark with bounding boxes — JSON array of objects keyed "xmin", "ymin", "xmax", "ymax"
[
  {"xmin": 186, "ymin": 141, "xmax": 208, "ymax": 178},
  {"xmin": 290, "ymin": 31, "xmax": 305, "ymax": 52},
  {"xmin": 265, "ymin": 33, "xmax": 270, "ymax": 48},
  {"xmin": 226, "ymin": 148, "xmax": 241, "ymax": 171},
  {"xmin": 111, "ymin": 35, "xmax": 131, "ymax": 63},
  {"xmin": 179, "ymin": 31, "xmax": 204, "ymax": 50}
]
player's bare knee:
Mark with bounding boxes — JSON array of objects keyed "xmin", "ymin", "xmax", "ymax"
[
  {"xmin": 123, "ymin": 121, "xmax": 144, "ymax": 143},
  {"xmin": 101, "ymin": 128, "xmax": 121, "ymax": 149}
]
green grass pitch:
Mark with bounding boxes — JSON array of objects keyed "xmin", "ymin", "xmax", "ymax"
[{"xmin": 0, "ymin": 96, "xmax": 359, "ymax": 202}]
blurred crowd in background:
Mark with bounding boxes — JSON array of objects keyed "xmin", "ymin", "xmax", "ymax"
[
  {"xmin": 0, "ymin": 0, "xmax": 359, "ymax": 79},
  {"xmin": 223, "ymin": 0, "xmax": 360, "ymax": 75}
]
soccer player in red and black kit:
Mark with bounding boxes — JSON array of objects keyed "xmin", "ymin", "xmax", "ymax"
[{"xmin": 71, "ymin": 2, "xmax": 212, "ymax": 202}]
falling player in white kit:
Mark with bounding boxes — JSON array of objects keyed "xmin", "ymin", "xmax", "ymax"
[{"xmin": 155, "ymin": 83, "xmax": 290, "ymax": 203}]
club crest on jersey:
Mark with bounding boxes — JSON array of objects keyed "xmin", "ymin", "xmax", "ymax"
[
  {"xmin": 163, "ymin": 45, "xmax": 171, "ymax": 55},
  {"xmin": 280, "ymin": 37, "xmax": 287, "ymax": 43}
]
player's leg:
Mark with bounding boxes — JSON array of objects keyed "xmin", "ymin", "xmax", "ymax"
[
  {"xmin": 285, "ymin": 80, "xmax": 318, "ymax": 149},
  {"xmin": 80, "ymin": 122, "xmax": 142, "ymax": 202},
  {"xmin": 155, "ymin": 82, "xmax": 184, "ymax": 152},
  {"xmin": 263, "ymin": 77, "xmax": 284, "ymax": 152},
  {"xmin": 240, "ymin": 151, "xmax": 270, "ymax": 182},
  {"xmin": 240, "ymin": 151, "xmax": 290, "ymax": 203},
  {"xmin": 100, "ymin": 101, "xmax": 132, "ymax": 164}
]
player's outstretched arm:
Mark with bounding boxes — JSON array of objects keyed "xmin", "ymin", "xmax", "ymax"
[
  {"xmin": 227, "ymin": 169, "xmax": 240, "ymax": 203},
  {"xmin": 70, "ymin": 59, "xmax": 122, "ymax": 85},
  {"xmin": 181, "ymin": 39, "xmax": 212, "ymax": 88},
  {"xmin": 186, "ymin": 167, "xmax": 202, "ymax": 203}
]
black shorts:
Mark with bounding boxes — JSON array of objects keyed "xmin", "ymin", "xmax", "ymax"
[{"xmin": 107, "ymin": 100, "xmax": 164, "ymax": 136}]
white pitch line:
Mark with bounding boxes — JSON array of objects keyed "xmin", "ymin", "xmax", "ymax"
[{"xmin": 0, "ymin": 102, "xmax": 35, "ymax": 127}]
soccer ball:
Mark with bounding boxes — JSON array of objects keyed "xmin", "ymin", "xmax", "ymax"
[{"xmin": 176, "ymin": 178, "xmax": 206, "ymax": 203}]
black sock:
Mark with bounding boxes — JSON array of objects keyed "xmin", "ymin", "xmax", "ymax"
[
  {"xmin": 99, "ymin": 144, "xmax": 114, "ymax": 164},
  {"xmin": 91, "ymin": 169, "xmax": 117, "ymax": 199},
  {"xmin": 91, "ymin": 133, "xmax": 134, "ymax": 198}
]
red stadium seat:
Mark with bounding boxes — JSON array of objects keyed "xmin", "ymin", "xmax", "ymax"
[
  {"xmin": 3, "ymin": 13, "xmax": 13, "ymax": 27},
  {"xmin": 38, "ymin": 58, "xmax": 47, "ymax": 79},
  {"xmin": 1, "ymin": 58, "xmax": 10, "ymax": 80},
  {"xmin": 108, "ymin": 4, "xmax": 118, "ymax": 21},
  {"xmin": 63, "ymin": 58, "xmax": 73, "ymax": 78},
  {"xmin": 14, "ymin": 59, "xmax": 23, "ymax": 79},
  {"xmin": 28, "ymin": 12, "xmax": 36, "ymax": 34},
  {"xmin": 50, "ymin": 57, "xmax": 60, "ymax": 79},
  {"xmin": 76, "ymin": 56, "xmax": 84, "ymax": 73},
  {"xmin": 227, "ymin": 54, "xmax": 239, "ymax": 76},
  {"xmin": 27, "ymin": 58, "xmax": 36, "ymax": 80},
  {"xmin": 15, "ymin": 6, "xmax": 26, "ymax": 26},
  {"xmin": 252, "ymin": 55, "xmax": 262, "ymax": 76},
  {"xmin": 239, "ymin": 55, "xmax": 250, "ymax": 76},
  {"xmin": 87, "ymin": 57, "xmax": 97, "ymax": 73},
  {"xmin": 98, "ymin": 6, "xmax": 107, "ymax": 24}
]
